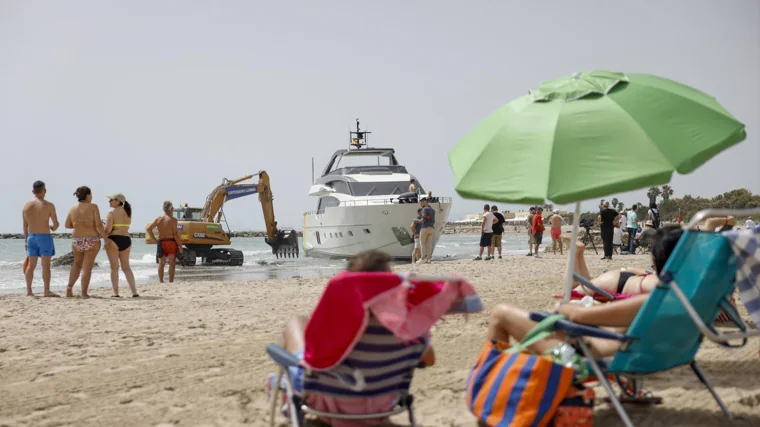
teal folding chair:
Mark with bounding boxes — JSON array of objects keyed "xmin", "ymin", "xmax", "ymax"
[{"xmin": 533, "ymin": 223, "xmax": 758, "ymax": 427}]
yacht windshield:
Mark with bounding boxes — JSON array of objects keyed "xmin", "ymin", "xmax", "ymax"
[
  {"xmin": 330, "ymin": 151, "xmax": 395, "ymax": 171},
  {"xmin": 349, "ymin": 181, "xmax": 410, "ymax": 196}
]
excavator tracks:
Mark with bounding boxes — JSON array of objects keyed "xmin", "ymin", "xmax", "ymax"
[{"xmin": 203, "ymin": 248, "xmax": 245, "ymax": 266}]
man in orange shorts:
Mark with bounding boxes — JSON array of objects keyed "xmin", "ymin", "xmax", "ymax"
[
  {"xmin": 550, "ymin": 209, "xmax": 564, "ymax": 255},
  {"xmin": 146, "ymin": 201, "xmax": 183, "ymax": 283}
]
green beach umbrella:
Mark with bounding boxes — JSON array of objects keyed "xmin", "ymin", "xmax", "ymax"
[
  {"xmin": 449, "ymin": 70, "xmax": 746, "ymax": 205},
  {"xmin": 449, "ymin": 70, "xmax": 747, "ymax": 304}
]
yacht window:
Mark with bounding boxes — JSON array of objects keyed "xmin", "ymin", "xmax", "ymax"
[
  {"xmin": 316, "ymin": 232, "xmax": 321, "ymax": 244},
  {"xmin": 363, "ymin": 228, "xmax": 371, "ymax": 234},
  {"xmin": 349, "ymin": 181, "xmax": 407, "ymax": 196},
  {"xmin": 317, "ymin": 196, "xmax": 341, "ymax": 213},
  {"xmin": 328, "ymin": 181, "xmax": 350, "ymax": 194},
  {"xmin": 330, "ymin": 233, "xmax": 333, "ymax": 238},
  {"xmin": 348, "ymin": 231, "xmax": 353, "ymax": 237},
  {"xmin": 332, "ymin": 151, "xmax": 395, "ymax": 171},
  {"xmin": 339, "ymin": 232, "xmax": 344, "ymax": 238}
]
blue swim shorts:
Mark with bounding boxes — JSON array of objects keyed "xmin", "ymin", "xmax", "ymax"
[
  {"xmin": 289, "ymin": 348, "xmax": 305, "ymax": 393},
  {"xmin": 27, "ymin": 233, "xmax": 56, "ymax": 257}
]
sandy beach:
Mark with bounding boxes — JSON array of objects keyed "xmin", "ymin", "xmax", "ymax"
[{"xmin": 1, "ymin": 251, "xmax": 759, "ymax": 427}]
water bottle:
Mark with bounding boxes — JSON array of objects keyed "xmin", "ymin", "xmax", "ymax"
[
  {"xmin": 580, "ymin": 295, "xmax": 595, "ymax": 307},
  {"xmin": 551, "ymin": 342, "xmax": 577, "ymax": 368}
]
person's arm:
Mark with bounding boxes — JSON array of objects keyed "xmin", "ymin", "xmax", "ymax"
[
  {"xmin": 481, "ymin": 215, "xmax": 487, "ymax": 234},
  {"xmin": 65, "ymin": 209, "xmax": 74, "ymax": 230},
  {"xmin": 93, "ymin": 205, "xmax": 107, "ymax": 238},
  {"xmin": 49, "ymin": 203, "xmax": 59, "ymax": 232},
  {"xmin": 172, "ymin": 218, "xmax": 183, "ymax": 253},
  {"xmin": 104, "ymin": 211, "xmax": 114, "ymax": 235},
  {"xmin": 597, "ymin": 214, "xmax": 602, "ymax": 225},
  {"xmin": 22, "ymin": 208, "xmax": 28, "ymax": 250},
  {"xmin": 558, "ymin": 294, "xmax": 648, "ymax": 327},
  {"xmin": 410, "ymin": 221, "xmax": 416, "ymax": 236},
  {"xmin": 145, "ymin": 217, "xmax": 159, "ymax": 241}
]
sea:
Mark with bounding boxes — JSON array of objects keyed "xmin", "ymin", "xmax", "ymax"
[{"xmin": 0, "ymin": 233, "xmax": 529, "ymax": 294}]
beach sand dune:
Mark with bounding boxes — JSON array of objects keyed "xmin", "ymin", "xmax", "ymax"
[{"xmin": 1, "ymin": 253, "xmax": 759, "ymax": 426}]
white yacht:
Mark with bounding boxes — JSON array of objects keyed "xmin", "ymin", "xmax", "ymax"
[{"xmin": 303, "ymin": 120, "xmax": 452, "ymax": 260}]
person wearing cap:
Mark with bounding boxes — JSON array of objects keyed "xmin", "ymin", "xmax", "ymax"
[
  {"xmin": 104, "ymin": 193, "xmax": 138, "ymax": 297},
  {"xmin": 490, "ymin": 205, "xmax": 505, "ymax": 259},
  {"xmin": 417, "ymin": 195, "xmax": 436, "ymax": 263},
  {"xmin": 525, "ymin": 207, "xmax": 536, "ymax": 256},
  {"xmin": 549, "ymin": 209, "xmax": 564, "ymax": 255}
]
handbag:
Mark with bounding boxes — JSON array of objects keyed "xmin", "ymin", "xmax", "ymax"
[
  {"xmin": 550, "ymin": 384, "xmax": 595, "ymax": 427},
  {"xmin": 466, "ymin": 314, "xmax": 576, "ymax": 427}
]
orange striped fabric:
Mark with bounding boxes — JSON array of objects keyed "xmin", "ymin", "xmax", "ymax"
[{"xmin": 466, "ymin": 340, "xmax": 575, "ymax": 426}]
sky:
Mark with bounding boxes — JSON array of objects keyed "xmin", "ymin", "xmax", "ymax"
[{"xmin": 1, "ymin": 0, "xmax": 758, "ymax": 233}]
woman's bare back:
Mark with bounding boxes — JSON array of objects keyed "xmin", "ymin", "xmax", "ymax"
[
  {"xmin": 67, "ymin": 203, "xmax": 100, "ymax": 237},
  {"xmin": 106, "ymin": 207, "xmax": 131, "ymax": 236}
]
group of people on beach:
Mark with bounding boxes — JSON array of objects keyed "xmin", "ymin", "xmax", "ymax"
[{"xmin": 21, "ymin": 180, "xmax": 184, "ymax": 298}]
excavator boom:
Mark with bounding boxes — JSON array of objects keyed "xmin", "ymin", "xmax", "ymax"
[{"xmin": 199, "ymin": 171, "xmax": 299, "ymax": 258}]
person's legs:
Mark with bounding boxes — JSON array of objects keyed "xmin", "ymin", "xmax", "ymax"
[
  {"xmin": 489, "ymin": 303, "xmax": 621, "ymax": 357},
  {"xmin": 628, "ymin": 228, "xmax": 638, "ymax": 253},
  {"xmin": 67, "ymin": 248, "xmax": 84, "ymax": 297},
  {"xmin": 106, "ymin": 243, "xmax": 121, "ymax": 296},
  {"xmin": 601, "ymin": 227, "xmax": 613, "ymax": 259},
  {"xmin": 533, "ymin": 232, "xmax": 542, "ymax": 257},
  {"xmin": 25, "ymin": 256, "xmax": 38, "ymax": 296},
  {"xmin": 168, "ymin": 254, "xmax": 177, "ymax": 282},
  {"xmin": 119, "ymin": 248, "xmax": 138, "ymax": 296},
  {"xmin": 158, "ymin": 256, "xmax": 166, "ymax": 283},
  {"xmin": 282, "ymin": 315, "xmax": 309, "ymax": 354},
  {"xmin": 80, "ymin": 242, "xmax": 101, "ymax": 298},
  {"xmin": 41, "ymin": 256, "xmax": 56, "ymax": 296},
  {"xmin": 421, "ymin": 228, "xmax": 434, "ymax": 262}
]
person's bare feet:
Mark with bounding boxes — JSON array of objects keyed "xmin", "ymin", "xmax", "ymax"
[
  {"xmin": 66, "ymin": 287, "xmax": 74, "ymax": 298},
  {"xmin": 26, "ymin": 291, "xmax": 34, "ymax": 297},
  {"xmin": 43, "ymin": 291, "xmax": 60, "ymax": 297},
  {"xmin": 81, "ymin": 294, "xmax": 90, "ymax": 299}
]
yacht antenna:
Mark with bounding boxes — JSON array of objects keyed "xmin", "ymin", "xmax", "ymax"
[{"xmin": 349, "ymin": 117, "xmax": 370, "ymax": 149}]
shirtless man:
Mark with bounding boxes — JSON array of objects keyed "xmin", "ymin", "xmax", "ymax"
[
  {"xmin": 549, "ymin": 210, "xmax": 564, "ymax": 255},
  {"xmin": 146, "ymin": 201, "xmax": 183, "ymax": 283},
  {"xmin": 22, "ymin": 181, "xmax": 60, "ymax": 297}
]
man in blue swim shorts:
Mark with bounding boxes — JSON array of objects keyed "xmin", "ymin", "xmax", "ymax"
[{"xmin": 22, "ymin": 181, "xmax": 60, "ymax": 297}]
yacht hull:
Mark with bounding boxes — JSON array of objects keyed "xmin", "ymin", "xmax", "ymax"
[{"xmin": 303, "ymin": 201, "xmax": 452, "ymax": 260}]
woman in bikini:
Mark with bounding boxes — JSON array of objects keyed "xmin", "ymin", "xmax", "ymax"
[
  {"xmin": 566, "ymin": 217, "xmax": 736, "ymax": 296},
  {"xmin": 104, "ymin": 193, "xmax": 138, "ymax": 298},
  {"xmin": 65, "ymin": 186, "xmax": 107, "ymax": 298}
]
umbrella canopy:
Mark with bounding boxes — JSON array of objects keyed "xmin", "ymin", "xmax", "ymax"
[{"xmin": 449, "ymin": 70, "xmax": 746, "ymax": 205}]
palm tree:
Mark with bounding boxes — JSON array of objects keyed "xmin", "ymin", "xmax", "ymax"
[
  {"xmin": 661, "ymin": 185, "xmax": 674, "ymax": 201},
  {"xmin": 543, "ymin": 203, "xmax": 554, "ymax": 211},
  {"xmin": 617, "ymin": 202, "xmax": 625, "ymax": 211},
  {"xmin": 611, "ymin": 197, "xmax": 619, "ymax": 208},
  {"xmin": 647, "ymin": 187, "xmax": 662, "ymax": 204}
]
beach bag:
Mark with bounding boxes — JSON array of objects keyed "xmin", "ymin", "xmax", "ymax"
[
  {"xmin": 465, "ymin": 315, "xmax": 575, "ymax": 427},
  {"xmin": 550, "ymin": 384, "xmax": 595, "ymax": 427}
]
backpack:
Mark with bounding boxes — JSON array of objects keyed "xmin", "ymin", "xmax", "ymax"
[{"xmin": 651, "ymin": 208, "xmax": 660, "ymax": 229}]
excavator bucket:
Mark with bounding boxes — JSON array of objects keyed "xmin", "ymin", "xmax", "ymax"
[{"xmin": 265, "ymin": 229, "xmax": 300, "ymax": 259}]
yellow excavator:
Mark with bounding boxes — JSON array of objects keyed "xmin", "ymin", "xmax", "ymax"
[{"xmin": 145, "ymin": 171, "xmax": 299, "ymax": 266}]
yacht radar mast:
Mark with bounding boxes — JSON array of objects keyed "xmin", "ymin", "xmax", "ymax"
[{"xmin": 348, "ymin": 118, "xmax": 371, "ymax": 149}]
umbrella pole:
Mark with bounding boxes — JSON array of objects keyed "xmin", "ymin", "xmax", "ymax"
[{"xmin": 563, "ymin": 202, "xmax": 582, "ymax": 302}]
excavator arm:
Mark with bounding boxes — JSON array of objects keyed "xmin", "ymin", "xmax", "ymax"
[{"xmin": 199, "ymin": 172, "xmax": 299, "ymax": 258}]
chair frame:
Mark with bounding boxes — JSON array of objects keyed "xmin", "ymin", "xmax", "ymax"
[{"xmin": 266, "ymin": 344, "xmax": 416, "ymax": 427}]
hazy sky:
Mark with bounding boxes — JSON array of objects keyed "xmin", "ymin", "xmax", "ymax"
[{"xmin": 2, "ymin": 1, "xmax": 758, "ymax": 233}]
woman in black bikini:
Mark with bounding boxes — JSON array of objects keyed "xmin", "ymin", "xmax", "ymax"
[{"xmin": 104, "ymin": 193, "xmax": 138, "ymax": 297}]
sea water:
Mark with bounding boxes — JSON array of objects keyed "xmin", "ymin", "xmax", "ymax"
[{"xmin": 0, "ymin": 234, "xmax": 529, "ymax": 294}]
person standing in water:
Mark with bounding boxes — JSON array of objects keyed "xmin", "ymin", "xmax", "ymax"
[
  {"xmin": 22, "ymin": 180, "xmax": 60, "ymax": 297},
  {"xmin": 65, "ymin": 186, "xmax": 107, "ymax": 298},
  {"xmin": 104, "ymin": 193, "xmax": 138, "ymax": 297},
  {"xmin": 146, "ymin": 201, "xmax": 184, "ymax": 283}
]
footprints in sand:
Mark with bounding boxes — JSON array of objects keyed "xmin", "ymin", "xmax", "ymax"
[{"xmin": 29, "ymin": 365, "xmax": 82, "ymax": 383}]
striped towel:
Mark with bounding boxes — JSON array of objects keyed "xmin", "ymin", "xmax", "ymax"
[{"xmin": 724, "ymin": 225, "xmax": 760, "ymax": 328}]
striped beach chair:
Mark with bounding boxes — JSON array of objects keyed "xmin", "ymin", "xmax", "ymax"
[{"xmin": 266, "ymin": 315, "xmax": 427, "ymax": 426}]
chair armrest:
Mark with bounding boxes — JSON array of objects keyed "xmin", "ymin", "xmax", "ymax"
[
  {"xmin": 572, "ymin": 273, "xmax": 616, "ymax": 300},
  {"xmin": 530, "ymin": 311, "xmax": 628, "ymax": 342},
  {"xmin": 266, "ymin": 344, "xmax": 301, "ymax": 368}
]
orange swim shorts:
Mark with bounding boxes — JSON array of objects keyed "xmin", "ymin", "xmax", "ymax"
[
  {"xmin": 551, "ymin": 227, "xmax": 562, "ymax": 239},
  {"xmin": 160, "ymin": 239, "xmax": 179, "ymax": 256}
]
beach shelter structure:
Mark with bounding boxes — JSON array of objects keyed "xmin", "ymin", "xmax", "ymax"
[{"xmin": 448, "ymin": 70, "xmax": 747, "ymax": 299}]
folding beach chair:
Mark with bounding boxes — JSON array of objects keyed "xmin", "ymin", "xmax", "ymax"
[
  {"xmin": 532, "ymin": 224, "xmax": 760, "ymax": 427},
  {"xmin": 266, "ymin": 271, "xmax": 483, "ymax": 426}
]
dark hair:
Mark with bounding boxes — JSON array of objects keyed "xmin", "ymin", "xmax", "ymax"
[
  {"xmin": 32, "ymin": 180, "xmax": 46, "ymax": 194},
  {"xmin": 651, "ymin": 225, "xmax": 684, "ymax": 274},
  {"xmin": 347, "ymin": 250, "xmax": 392, "ymax": 272},
  {"xmin": 122, "ymin": 201, "xmax": 132, "ymax": 218},
  {"xmin": 484, "ymin": 204, "xmax": 490, "ymax": 211},
  {"xmin": 417, "ymin": 208, "xmax": 422, "ymax": 213},
  {"xmin": 74, "ymin": 186, "xmax": 91, "ymax": 202},
  {"xmin": 491, "ymin": 205, "xmax": 498, "ymax": 211},
  {"xmin": 649, "ymin": 202, "xmax": 657, "ymax": 209}
]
